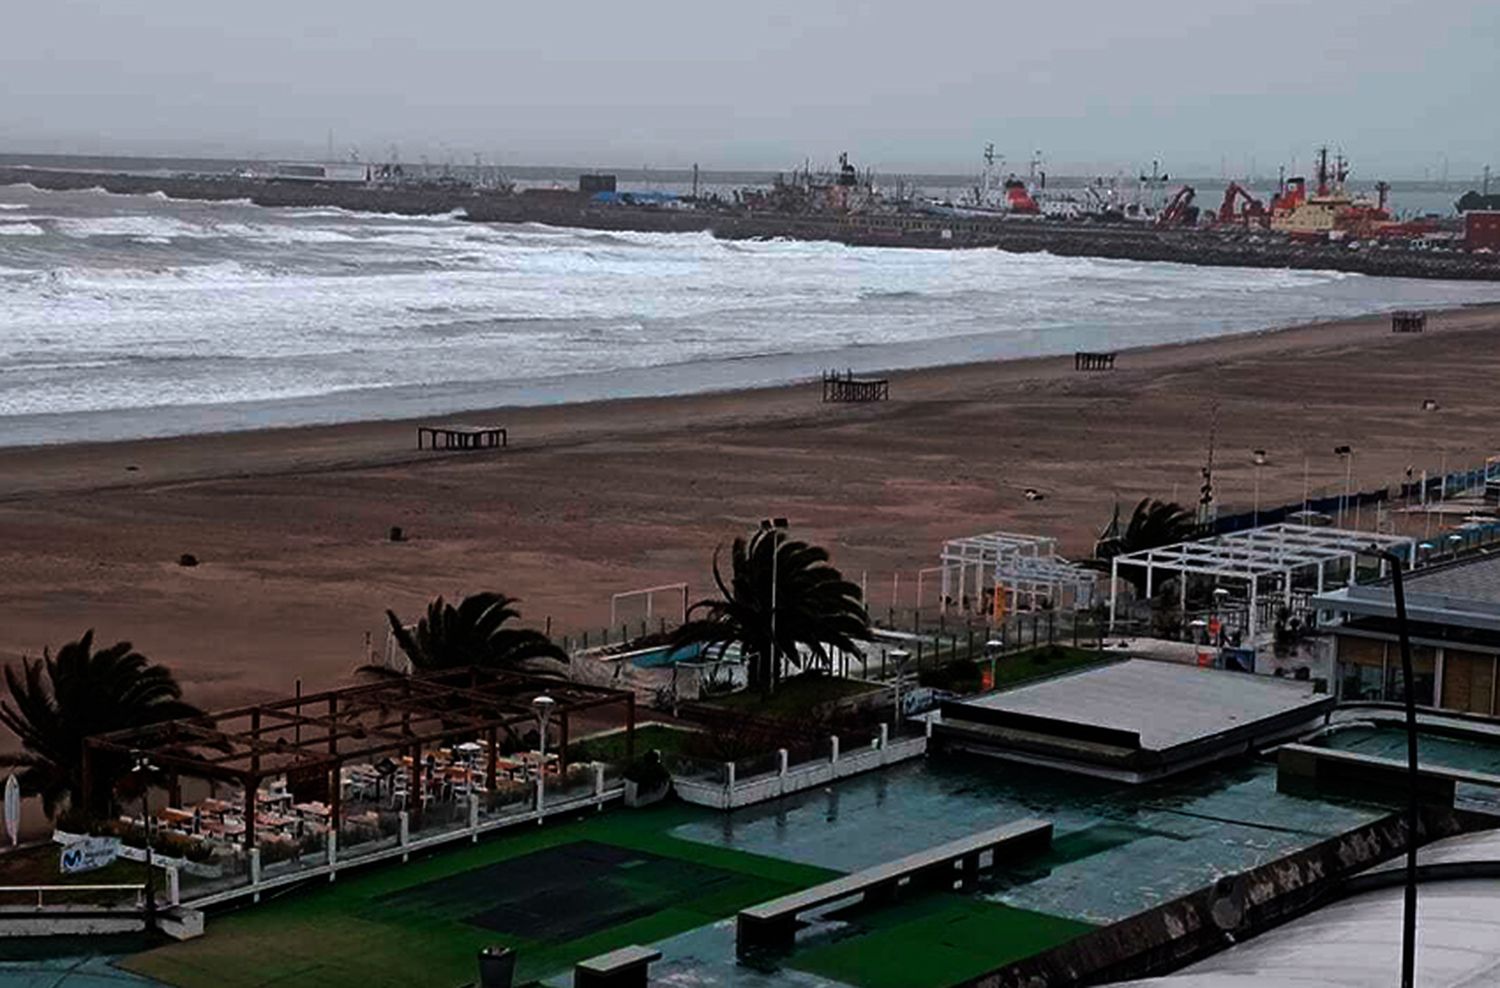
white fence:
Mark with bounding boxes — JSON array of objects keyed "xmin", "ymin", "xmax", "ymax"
[{"xmin": 673, "ymin": 722, "xmax": 931, "ymax": 811}]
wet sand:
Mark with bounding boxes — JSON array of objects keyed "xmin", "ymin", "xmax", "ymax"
[{"xmin": 2, "ymin": 304, "xmax": 1498, "ymax": 710}]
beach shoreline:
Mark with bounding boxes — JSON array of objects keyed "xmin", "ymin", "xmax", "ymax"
[
  {"xmin": 4, "ymin": 300, "xmax": 1498, "ymax": 496},
  {"xmin": 1, "ymin": 301, "xmax": 1499, "ymax": 717}
]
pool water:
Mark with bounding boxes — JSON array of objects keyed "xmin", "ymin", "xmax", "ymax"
[
  {"xmin": 1312, "ymin": 723, "xmax": 1500, "ymax": 813},
  {"xmin": 670, "ymin": 755, "xmax": 1381, "ymax": 925},
  {"xmin": 628, "ymin": 642, "xmax": 710, "ymax": 668}
]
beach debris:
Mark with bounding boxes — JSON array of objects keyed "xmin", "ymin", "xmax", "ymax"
[
  {"xmin": 1422, "ymin": 399, "xmax": 1439, "ymax": 411},
  {"xmin": 125, "ymin": 465, "xmax": 139, "ymax": 472},
  {"xmin": 389, "ymin": 526, "xmax": 406, "ymax": 543},
  {"xmin": 178, "ymin": 553, "xmax": 199, "ymax": 567},
  {"xmin": 1024, "ymin": 488, "xmax": 1045, "ymax": 501}
]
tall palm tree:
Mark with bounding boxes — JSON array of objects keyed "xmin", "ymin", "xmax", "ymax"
[
  {"xmin": 0, "ymin": 631, "xmax": 202, "ymax": 821},
  {"xmin": 370, "ymin": 592, "xmax": 565, "ymax": 676},
  {"xmin": 672, "ymin": 528, "xmax": 870, "ymax": 694},
  {"xmin": 1093, "ymin": 497, "xmax": 1200, "ymax": 594}
]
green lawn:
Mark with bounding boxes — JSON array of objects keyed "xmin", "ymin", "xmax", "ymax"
[
  {"xmin": 122, "ymin": 804, "xmax": 834, "ymax": 988},
  {"xmin": 706, "ymin": 675, "xmax": 882, "ymax": 717},
  {"xmin": 789, "ymin": 895, "xmax": 1094, "ymax": 988},
  {"xmin": 564, "ymin": 724, "xmax": 698, "ymax": 765}
]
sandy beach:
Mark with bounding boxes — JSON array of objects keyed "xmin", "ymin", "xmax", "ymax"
[{"xmin": 2, "ymin": 303, "xmax": 1498, "ymax": 711}]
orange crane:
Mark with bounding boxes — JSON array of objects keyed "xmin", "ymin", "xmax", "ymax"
[{"xmin": 1218, "ymin": 182, "xmax": 1267, "ymax": 227}]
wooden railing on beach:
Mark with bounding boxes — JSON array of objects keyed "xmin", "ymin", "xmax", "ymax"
[{"xmin": 821, "ymin": 370, "xmax": 890, "ymax": 403}]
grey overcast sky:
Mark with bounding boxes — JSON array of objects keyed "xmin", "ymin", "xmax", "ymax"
[{"xmin": 2, "ymin": 0, "xmax": 1495, "ymax": 179}]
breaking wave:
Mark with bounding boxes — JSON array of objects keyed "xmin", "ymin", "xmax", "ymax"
[{"xmin": 3, "ymin": 180, "xmax": 1500, "ymax": 441}]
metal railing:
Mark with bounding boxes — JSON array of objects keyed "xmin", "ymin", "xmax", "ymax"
[{"xmin": 0, "ymin": 884, "xmax": 146, "ymax": 909}]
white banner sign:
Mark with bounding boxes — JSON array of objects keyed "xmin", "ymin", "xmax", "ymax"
[{"xmin": 60, "ymin": 836, "xmax": 120, "ymax": 875}]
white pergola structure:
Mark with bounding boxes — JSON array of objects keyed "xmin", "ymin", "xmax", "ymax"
[
  {"xmin": 1107, "ymin": 523, "xmax": 1419, "ymax": 643},
  {"xmin": 940, "ymin": 531, "xmax": 1096, "ymax": 614}
]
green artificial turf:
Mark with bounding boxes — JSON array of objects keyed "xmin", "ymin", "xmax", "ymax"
[
  {"xmin": 789, "ymin": 895, "xmax": 1095, "ymax": 988},
  {"xmin": 122, "ymin": 804, "xmax": 834, "ymax": 988}
]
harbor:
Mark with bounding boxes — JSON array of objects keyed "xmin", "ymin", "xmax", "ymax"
[{"xmin": 4, "ymin": 150, "xmax": 1500, "ymax": 281}]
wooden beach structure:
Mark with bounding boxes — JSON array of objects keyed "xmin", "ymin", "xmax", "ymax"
[
  {"xmin": 1074, "ymin": 351, "xmax": 1117, "ymax": 371},
  {"xmin": 416, "ymin": 424, "xmax": 508, "ymax": 451},
  {"xmin": 821, "ymin": 369, "xmax": 890, "ymax": 403},
  {"xmin": 83, "ymin": 669, "xmax": 635, "ymax": 854},
  {"xmin": 1391, "ymin": 310, "xmax": 1426, "ymax": 333}
]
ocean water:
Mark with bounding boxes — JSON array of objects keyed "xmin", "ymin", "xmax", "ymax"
[{"xmin": 3, "ymin": 183, "xmax": 1500, "ymax": 447}]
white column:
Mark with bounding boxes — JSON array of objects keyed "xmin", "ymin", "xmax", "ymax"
[
  {"xmin": 777, "ymin": 749, "xmax": 788, "ymax": 777},
  {"xmin": 326, "ymin": 831, "xmax": 337, "ymax": 882},
  {"xmin": 829, "ymin": 736, "xmax": 840, "ymax": 764},
  {"xmin": 1284, "ymin": 569, "xmax": 1294, "ymax": 610},
  {"xmin": 399, "ymin": 810, "xmax": 410, "ymax": 862},
  {"xmin": 249, "ymin": 847, "xmax": 262, "ymax": 903},
  {"xmin": 879, "ymin": 723, "xmax": 890, "ymax": 749},
  {"xmin": 1145, "ymin": 561, "xmax": 1155, "ymax": 599},
  {"xmin": 469, "ymin": 794, "xmax": 480, "ymax": 843},
  {"xmin": 1109, "ymin": 559, "xmax": 1120, "ymax": 630},
  {"xmin": 1248, "ymin": 577, "xmax": 1260, "ymax": 644},
  {"xmin": 166, "ymin": 865, "xmax": 181, "ymax": 907},
  {"xmin": 1348, "ymin": 553, "xmax": 1358, "ymax": 587}
]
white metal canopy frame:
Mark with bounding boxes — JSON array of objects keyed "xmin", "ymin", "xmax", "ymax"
[
  {"xmin": 939, "ymin": 531, "xmax": 1096, "ymax": 614},
  {"xmin": 1107, "ymin": 523, "xmax": 1418, "ymax": 642}
]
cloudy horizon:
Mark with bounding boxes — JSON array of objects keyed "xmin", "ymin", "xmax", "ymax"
[{"xmin": 3, "ymin": 0, "xmax": 1495, "ymax": 181}]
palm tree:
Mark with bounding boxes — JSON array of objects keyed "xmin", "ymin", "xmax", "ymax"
[
  {"xmin": 371, "ymin": 592, "xmax": 565, "ymax": 677},
  {"xmin": 672, "ymin": 528, "xmax": 870, "ymax": 694},
  {"xmin": 1092, "ymin": 497, "xmax": 1200, "ymax": 594},
  {"xmin": 0, "ymin": 631, "xmax": 203, "ymax": 821}
]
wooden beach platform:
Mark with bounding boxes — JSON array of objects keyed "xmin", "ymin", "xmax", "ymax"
[
  {"xmin": 821, "ymin": 370, "xmax": 890, "ymax": 403},
  {"xmin": 415, "ymin": 424, "xmax": 508, "ymax": 451}
]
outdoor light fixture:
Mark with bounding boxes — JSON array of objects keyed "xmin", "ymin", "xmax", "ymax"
[
  {"xmin": 130, "ymin": 750, "xmax": 159, "ymax": 931},
  {"xmin": 761, "ymin": 518, "xmax": 789, "ymax": 683},
  {"xmin": 889, "ymin": 649, "xmax": 911, "ymax": 722},
  {"xmin": 1334, "ymin": 446, "xmax": 1355, "ymax": 528},
  {"xmin": 532, "ymin": 695, "xmax": 555, "ymax": 818},
  {"xmin": 1366, "ymin": 545, "xmax": 1420, "ymax": 988}
]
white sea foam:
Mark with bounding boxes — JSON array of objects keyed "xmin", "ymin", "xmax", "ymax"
[
  {"xmin": 0, "ymin": 221, "xmax": 44, "ymax": 236},
  {"xmin": 0, "ymin": 204, "xmax": 29, "ymax": 211},
  {"xmin": 2, "ymin": 188, "xmax": 1499, "ymax": 438}
]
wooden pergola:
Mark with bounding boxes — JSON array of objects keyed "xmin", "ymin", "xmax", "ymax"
[{"xmin": 83, "ymin": 668, "xmax": 635, "ymax": 852}]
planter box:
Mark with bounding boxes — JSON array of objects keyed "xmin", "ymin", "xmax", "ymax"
[{"xmin": 622, "ymin": 779, "xmax": 670, "ymax": 808}]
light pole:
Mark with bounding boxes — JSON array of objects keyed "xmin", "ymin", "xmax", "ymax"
[
  {"xmin": 1252, "ymin": 449, "xmax": 1268, "ymax": 528},
  {"xmin": 985, "ymin": 639, "xmax": 1004, "ymax": 691},
  {"xmin": 1368, "ymin": 546, "xmax": 1420, "ymax": 988},
  {"xmin": 889, "ymin": 649, "xmax": 910, "ymax": 723},
  {"xmin": 1334, "ymin": 445, "xmax": 1354, "ymax": 528},
  {"xmin": 760, "ymin": 518, "xmax": 789, "ymax": 689},
  {"xmin": 531, "ymin": 695, "xmax": 554, "ymax": 818},
  {"xmin": 130, "ymin": 750, "xmax": 158, "ymax": 932}
]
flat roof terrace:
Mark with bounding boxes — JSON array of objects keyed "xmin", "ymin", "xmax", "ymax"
[{"xmin": 938, "ymin": 659, "xmax": 1334, "ymax": 782}]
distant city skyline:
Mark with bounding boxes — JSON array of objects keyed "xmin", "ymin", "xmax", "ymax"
[{"xmin": 3, "ymin": 0, "xmax": 1495, "ymax": 181}]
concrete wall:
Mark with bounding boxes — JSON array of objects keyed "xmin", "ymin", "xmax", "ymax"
[{"xmin": 673, "ymin": 725, "xmax": 928, "ymax": 811}]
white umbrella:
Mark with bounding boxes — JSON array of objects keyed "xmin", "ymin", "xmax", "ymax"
[{"xmin": 4, "ymin": 775, "xmax": 19, "ymax": 847}]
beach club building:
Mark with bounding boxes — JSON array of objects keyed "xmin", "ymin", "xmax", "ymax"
[{"xmin": 1315, "ymin": 553, "xmax": 1500, "ymax": 716}]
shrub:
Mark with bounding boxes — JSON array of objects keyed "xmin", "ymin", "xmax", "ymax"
[{"xmin": 623, "ymin": 750, "xmax": 671, "ymax": 790}]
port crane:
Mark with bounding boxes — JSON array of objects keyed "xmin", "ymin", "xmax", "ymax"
[
  {"xmin": 1217, "ymin": 182, "xmax": 1267, "ymax": 227},
  {"xmin": 1156, "ymin": 186, "xmax": 1197, "ymax": 227}
]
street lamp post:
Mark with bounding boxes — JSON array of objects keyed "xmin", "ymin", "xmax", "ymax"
[
  {"xmin": 985, "ymin": 639, "xmax": 1003, "ymax": 691},
  {"xmin": 130, "ymin": 751, "xmax": 158, "ymax": 932},
  {"xmin": 760, "ymin": 518, "xmax": 789, "ymax": 690},
  {"xmin": 1369, "ymin": 546, "xmax": 1420, "ymax": 988},
  {"xmin": 889, "ymin": 649, "xmax": 910, "ymax": 723},
  {"xmin": 531, "ymin": 695, "xmax": 555, "ymax": 819},
  {"xmin": 1252, "ymin": 449, "xmax": 1268, "ymax": 528},
  {"xmin": 1334, "ymin": 445, "xmax": 1354, "ymax": 528}
]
